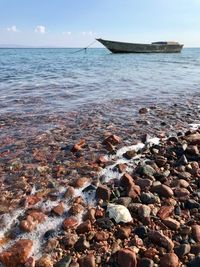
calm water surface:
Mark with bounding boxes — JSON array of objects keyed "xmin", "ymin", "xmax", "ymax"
[
  {"xmin": 1, "ymin": 47, "xmax": 200, "ymax": 141},
  {"xmin": 0, "ymin": 48, "xmax": 200, "ymax": 115}
]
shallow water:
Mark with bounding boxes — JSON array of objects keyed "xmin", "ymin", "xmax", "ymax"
[{"xmin": 0, "ymin": 48, "xmax": 200, "ymax": 116}]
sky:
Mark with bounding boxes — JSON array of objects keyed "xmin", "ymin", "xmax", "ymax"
[{"xmin": 0, "ymin": 0, "xmax": 200, "ymax": 47}]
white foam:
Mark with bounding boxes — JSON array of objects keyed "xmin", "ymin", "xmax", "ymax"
[{"xmin": 189, "ymin": 123, "xmax": 200, "ymax": 130}]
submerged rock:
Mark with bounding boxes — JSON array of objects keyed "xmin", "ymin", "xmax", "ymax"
[{"xmin": 0, "ymin": 239, "xmax": 33, "ymax": 267}]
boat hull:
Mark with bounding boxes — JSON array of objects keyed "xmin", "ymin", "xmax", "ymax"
[{"xmin": 97, "ymin": 39, "xmax": 183, "ymax": 53}]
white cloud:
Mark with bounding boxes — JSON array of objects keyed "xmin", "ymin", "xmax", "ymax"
[
  {"xmin": 35, "ymin": 25, "xmax": 46, "ymax": 34},
  {"xmin": 62, "ymin": 31, "xmax": 71, "ymax": 35},
  {"xmin": 7, "ymin": 25, "xmax": 18, "ymax": 32},
  {"xmin": 82, "ymin": 31, "xmax": 96, "ymax": 36}
]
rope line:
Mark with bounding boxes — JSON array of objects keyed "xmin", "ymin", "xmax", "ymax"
[{"xmin": 71, "ymin": 40, "xmax": 97, "ymax": 54}]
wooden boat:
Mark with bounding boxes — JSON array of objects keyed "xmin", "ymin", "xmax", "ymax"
[{"xmin": 96, "ymin": 38, "xmax": 183, "ymax": 53}]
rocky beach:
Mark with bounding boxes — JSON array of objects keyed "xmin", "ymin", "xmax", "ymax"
[{"xmin": 0, "ymin": 96, "xmax": 200, "ymax": 267}]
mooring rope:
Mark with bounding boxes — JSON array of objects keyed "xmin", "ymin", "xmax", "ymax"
[{"xmin": 71, "ymin": 40, "xmax": 97, "ymax": 54}]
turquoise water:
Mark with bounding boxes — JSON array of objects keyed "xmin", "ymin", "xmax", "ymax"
[{"xmin": 0, "ymin": 48, "xmax": 200, "ymax": 115}]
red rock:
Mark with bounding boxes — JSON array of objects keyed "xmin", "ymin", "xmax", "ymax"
[
  {"xmin": 26, "ymin": 195, "xmax": 41, "ymax": 206},
  {"xmin": 64, "ymin": 186, "xmax": 75, "ymax": 198},
  {"xmin": 20, "ymin": 211, "xmax": 46, "ymax": 232},
  {"xmin": 143, "ymin": 247, "xmax": 159, "ymax": 259},
  {"xmin": 95, "ymin": 207, "xmax": 105, "ymax": 218},
  {"xmin": 97, "ymin": 155, "xmax": 108, "ymax": 164},
  {"xmin": 52, "ymin": 202, "xmax": 65, "ymax": 216},
  {"xmin": 136, "ymin": 178, "xmax": 152, "ymax": 190},
  {"xmin": 152, "ymin": 184, "xmax": 174, "ymax": 198},
  {"xmin": 148, "ymin": 231, "xmax": 174, "ymax": 251},
  {"xmin": 117, "ymin": 163, "xmax": 127, "ymax": 173},
  {"xmin": 162, "ymin": 218, "xmax": 180, "ymax": 230},
  {"xmin": 96, "ymin": 185, "xmax": 111, "ymax": 201},
  {"xmin": 116, "ymin": 226, "xmax": 132, "ymax": 239},
  {"xmin": 37, "ymin": 255, "xmax": 53, "ymax": 267},
  {"xmin": 63, "ymin": 217, "xmax": 78, "ymax": 230},
  {"xmin": 28, "ymin": 211, "xmax": 46, "ymax": 223},
  {"xmin": 79, "ymin": 254, "xmax": 96, "ymax": 267},
  {"xmin": 160, "ymin": 253, "xmax": 179, "ymax": 267},
  {"xmin": 174, "ymin": 188, "xmax": 190, "ymax": 197},
  {"xmin": 0, "ymin": 239, "xmax": 33, "ymax": 267},
  {"xmin": 103, "ymin": 134, "xmax": 121, "ymax": 145},
  {"xmin": 68, "ymin": 203, "xmax": 84, "ymax": 215},
  {"xmin": 192, "ymin": 224, "xmax": 200, "ymax": 242},
  {"xmin": 72, "ymin": 139, "xmax": 86, "ymax": 152},
  {"xmin": 20, "ymin": 216, "xmax": 37, "ymax": 232},
  {"xmin": 120, "ymin": 173, "xmax": 134, "ymax": 188},
  {"xmin": 73, "ymin": 177, "xmax": 89, "ymax": 188},
  {"xmin": 76, "ymin": 220, "xmax": 92, "ymax": 234},
  {"xmin": 117, "ymin": 248, "xmax": 137, "ymax": 267},
  {"xmin": 61, "ymin": 233, "xmax": 78, "ymax": 248},
  {"xmin": 157, "ymin": 206, "xmax": 174, "ymax": 220},
  {"xmin": 25, "ymin": 257, "xmax": 36, "ymax": 267},
  {"xmin": 95, "ymin": 231, "xmax": 109, "ymax": 241},
  {"xmin": 127, "ymin": 184, "xmax": 141, "ymax": 199}
]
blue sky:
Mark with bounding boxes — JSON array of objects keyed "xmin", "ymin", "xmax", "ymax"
[{"xmin": 0, "ymin": 0, "xmax": 200, "ymax": 47}]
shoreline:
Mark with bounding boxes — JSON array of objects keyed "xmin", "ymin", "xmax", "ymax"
[{"xmin": 0, "ymin": 100, "xmax": 200, "ymax": 266}]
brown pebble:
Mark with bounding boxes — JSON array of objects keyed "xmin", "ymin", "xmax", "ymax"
[
  {"xmin": 63, "ymin": 217, "xmax": 78, "ymax": 230},
  {"xmin": 0, "ymin": 239, "xmax": 33, "ymax": 267},
  {"xmin": 192, "ymin": 224, "xmax": 200, "ymax": 242},
  {"xmin": 76, "ymin": 220, "xmax": 92, "ymax": 234},
  {"xmin": 117, "ymin": 248, "xmax": 137, "ymax": 267},
  {"xmin": 148, "ymin": 231, "xmax": 174, "ymax": 251},
  {"xmin": 160, "ymin": 253, "xmax": 179, "ymax": 267},
  {"xmin": 79, "ymin": 254, "xmax": 96, "ymax": 267},
  {"xmin": 157, "ymin": 206, "xmax": 174, "ymax": 220},
  {"xmin": 96, "ymin": 185, "xmax": 111, "ymax": 201},
  {"xmin": 162, "ymin": 217, "xmax": 180, "ymax": 230},
  {"xmin": 52, "ymin": 202, "xmax": 65, "ymax": 216}
]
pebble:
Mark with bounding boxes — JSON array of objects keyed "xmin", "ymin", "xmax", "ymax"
[
  {"xmin": 116, "ymin": 197, "xmax": 132, "ymax": 207},
  {"xmin": 157, "ymin": 206, "xmax": 174, "ymax": 220},
  {"xmin": 96, "ymin": 184, "xmax": 111, "ymax": 201},
  {"xmin": 37, "ymin": 255, "xmax": 53, "ymax": 267},
  {"xmin": 159, "ymin": 253, "xmax": 179, "ymax": 267},
  {"xmin": 0, "ymin": 239, "xmax": 33, "ymax": 267},
  {"xmin": 73, "ymin": 177, "xmax": 89, "ymax": 188},
  {"xmin": 140, "ymin": 192, "xmax": 158, "ymax": 204},
  {"xmin": 96, "ymin": 217, "xmax": 114, "ymax": 230},
  {"xmin": 52, "ymin": 202, "xmax": 65, "ymax": 216},
  {"xmin": 162, "ymin": 218, "xmax": 180, "ymax": 230},
  {"xmin": 117, "ymin": 248, "xmax": 137, "ymax": 267},
  {"xmin": 187, "ymin": 255, "xmax": 200, "ymax": 267},
  {"xmin": 138, "ymin": 205, "xmax": 151, "ymax": 219},
  {"xmin": 185, "ymin": 199, "xmax": 200, "ymax": 209},
  {"xmin": 76, "ymin": 220, "xmax": 92, "ymax": 234},
  {"xmin": 148, "ymin": 231, "xmax": 174, "ymax": 251},
  {"xmin": 192, "ymin": 224, "xmax": 200, "ymax": 242},
  {"xmin": 55, "ymin": 256, "xmax": 72, "ymax": 267},
  {"xmin": 138, "ymin": 258, "xmax": 154, "ymax": 267},
  {"xmin": 152, "ymin": 184, "xmax": 174, "ymax": 198},
  {"xmin": 79, "ymin": 254, "xmax": 96, "ymax": 267},
  {"xmin": 95, "ymin": 231, "xmax": 109, "ymax": 241},
  {"xmin": 63, "ymin": 217, "xmax": 78, "ymax": 230},
  {"xmin": 136, "ymin": 178, "xmax": 152, "ymax": 190},
  {"xmin": 74, "ymin": 236, "xmax": 90, "ymax": 252},
  {"xmin": 116, "ymin": 226, "xmax": 132, "ymax": 239},
  {"xmin": 61, "ymin": 233, "xmax": 78, "ymax": 248},
  {"xmin": 174, "ymin": 243, "xmax": 191, "ymax": 258}
]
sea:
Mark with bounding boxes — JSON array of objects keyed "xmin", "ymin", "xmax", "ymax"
[{"xmin": 0, "ymin": 47, "xmax": 200, "ymax": 139}]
